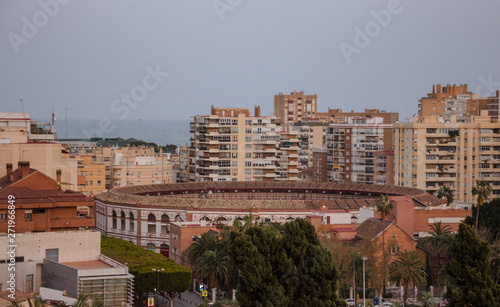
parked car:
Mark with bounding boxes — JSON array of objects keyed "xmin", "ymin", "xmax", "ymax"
[
  {"xmin": 345, "ymin": 299, "xmax": 355, "ymax": 306},
  {"xmin": 382, "ymin": 303, "xmax": 393, "ymax": 307}
]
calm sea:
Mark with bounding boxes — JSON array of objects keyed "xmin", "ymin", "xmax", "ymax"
[{"xmin": 53, "ymin": 119, "xmax": 192, "ymax": 147}]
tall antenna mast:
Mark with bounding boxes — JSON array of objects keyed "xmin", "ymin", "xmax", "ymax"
[
  {"xmin": 65, "ymin": 107, "xmax": 68, "ymax": 140},
  {"xmin": 19, "ymin": 99, "xmax": 29, "ymax": 134}
]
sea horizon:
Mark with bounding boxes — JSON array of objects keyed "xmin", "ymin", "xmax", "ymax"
[{"xmin": 44, "ymin": 118, "xmax": 192, "ymax": 147}]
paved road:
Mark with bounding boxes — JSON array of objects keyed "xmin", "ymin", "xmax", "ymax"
[{"xmin": 174, "ymin": 291, "xmax": 205, "ymax": 307}]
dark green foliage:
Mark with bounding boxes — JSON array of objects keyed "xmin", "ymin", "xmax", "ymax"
[
  {"xmin": 425, "ymin": 252, "xmax": 433, "ymax": 287},
  {"xmin": 442, "ymin": 224, "xmax": 499, "ymax": 306},
  {"xmin": 213, "ymin": 299, "xmax": 240, "ymax": 307},
  {"xmin": 101, "ymin": 236, "xmax": 190, "ymax": 300},
  {"xmin": 448, "ymin": 130, "xmax": 459, "ymax": 139},
  {"xmin": 228, "ymin": 218, "xmax": 346, "ymax": 307},
  {"xmin": 128, "ymin": 141, "xmax": 178, "ymax": 153},
  {"xmin": 465, "ymin": 198, "xmax": 500, "ymax": 240}
]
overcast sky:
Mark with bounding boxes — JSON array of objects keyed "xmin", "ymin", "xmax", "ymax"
[{"xmin": 1, "ymin": 0, "xmax": 500, "ymax": 122}]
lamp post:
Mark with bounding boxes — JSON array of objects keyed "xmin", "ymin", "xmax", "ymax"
[
  {"xmin": 152, "ymin": 268, "xmax": 165, "ymax": 306},
  {"xmin": 362, "ymin": 256, "xmax": 367, "ymax": 307},
  {"xmin": 353, "ymin": 257, "xmax": 355, "ymax": 300}
]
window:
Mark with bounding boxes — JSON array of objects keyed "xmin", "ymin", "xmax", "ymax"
[
  {"xmin": 112, "ymin": 211, "xmax": 117, "ymax": 229},
  {"xmin": 25, "ymin": 210, "xmax": 32, "ymax": 222},
  {"xmin": 129, "ymin": 212, "xmax": 135, "ymax": 232},
  {"xmin": 0, "ymin": 212, "xmax": 6, "ymax": 222},
  {"xmin": 26, "ymin": 274, "xmax": 33, "ymax": 292},
  {"xmin": 45, "ymin": 249, "xmax": 59, "ymax": 262}
]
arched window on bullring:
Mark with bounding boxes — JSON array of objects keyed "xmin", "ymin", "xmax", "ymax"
[
  {"xmin": 121, "ymin": 211, "xmax": 126, "ymax": 230},
  {"xmin": 112, "ymin": 210, "xmax": 117, "ymax": 229},
  {"xmin": 199, "ymin": 216, "xmax": 211, "ymax": 222},
  {"xmin": 286, "ymin": 217, "xmax": 295, "ymax": 223},
  {"xmin": 146, "ymin": 243, "xmax": 156, "ymax": 251},
  {"xmin": 129, "ymin": 212, "xmax": 135, "ymax": 232},
  {"xmin": 148, "ymin": 214, "xmax": 156, "ymax": 234},
  {"xmin": 216, "ymin": 216, "xmax": 228, "ymax": 225},
  {"xmin": 161, "ymin": 214, "xmax": 170, "ymax": 234},
  {"xmin": 160, "ymin": 243, "xmax": 169, "ymax": 257}
]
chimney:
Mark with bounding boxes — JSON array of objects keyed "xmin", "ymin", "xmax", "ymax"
[
  {"xmin": 6, "ymin": 163, "xmax": 13, "ymax": 182},
  {"xmin": 18, "ymin": 161, "xmax": 30, "ymax": 178},
  {"xmin": 56, "ymin": 170, "xmax": 62, "ymax": 193}
]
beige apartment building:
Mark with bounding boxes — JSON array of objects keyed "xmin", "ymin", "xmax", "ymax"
[
  {"xmin": 87, "ymin": 145, "xmax": 174, "ymax": 189},
  {"xmin": 273, "ymin": 91, "xmax": 318, "ymax": 131},
  {"xmin": 189, "ymin": 106, "xmax": 299, "ymax": 182},
  {"xmin": 292, "ymin": 121, "xmax": 328, "ymax": 167},
  {"xmin": 394, "ymin": 113, "xmax": 500, "ymax": 203},
  {"xmin": 418, "ymin": 84, "xmax": 499, "ymax": 121},
  {"xmin": 0, "ymin": 112, "xmax": 79, "ymax": 189},
  {"xmin": 75, "ymin": 154, "xmax": 107, "ymax": 196},
  {"xmin": 326, "ymin": 116, "xmax": 394, "ymax": 185}
]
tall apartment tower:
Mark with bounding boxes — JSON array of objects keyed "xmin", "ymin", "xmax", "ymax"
[
  {"xmin": 394, "ymin": 112, "xmax": 500, "ymax": 203},
  {"xmin": 189, "ymin": 106, "xmax": 299, "ymax": 182},
  {"xmin": 273, "ymin": 91, "xmax": 318, "ymax": 131},
  {"xmin": 418, "ymin": 84, "xmax": 499, "ymax": 121},
  {"xmin": 326, "ymin": 116, "xmax": 394, "ymax": 185}
]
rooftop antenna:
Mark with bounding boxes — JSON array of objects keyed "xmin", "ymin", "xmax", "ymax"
[
  {"xmin": 19, "ymin": 98, "xmax": 28, "ymax": 120},
  {"xmin": 65, "ymin": 107, "xmax": 68, "ymax": 140}
]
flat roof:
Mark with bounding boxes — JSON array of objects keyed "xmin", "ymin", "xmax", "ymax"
[{"xmin": 62, "ymin": 260, "xmax": 113, "ymax": 270}]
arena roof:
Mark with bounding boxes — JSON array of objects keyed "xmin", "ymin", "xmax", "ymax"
[{"xmin": 96, "ymin": 182, "xmax": 443, "ymax": 211}]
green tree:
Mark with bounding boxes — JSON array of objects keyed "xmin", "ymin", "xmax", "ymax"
[
  {"xmin": 465, "ymin": 198, "xmax": 500, "ymax": 240},
  {"xmin": 436, "ymin": 186, "xmax": 453, "ymax": 205},
  {"xmin": 442, "ymin": 223, "xmax": 498, "ymax": 306},
  {"xmin": 196, "ymin": 248, "xmax": 230, "ymax": 291},
  {"xmin": 471, "ymin": 180, "xmax": 492, "ymax": 230},
  {"xmin": 422, "ymin": 221, "xmax": 452, "ymax": 282},
  {"xmin": 228, "ymin": 218, "xmax": 346, "ymax": 307},
  {"xmin": 188, "ymin": 231, "xmax": 219, "ymax": 267},
  {"xmin": 375, "ymin": 194, "xmax": 395, "ymax": 293},
  {"xmin": 389, "ymin": 250, "xmax": 426, "ymax": 304},
  {"xmin": 101, "ymin": 236, "xmax": 190, "ymax": 307}
]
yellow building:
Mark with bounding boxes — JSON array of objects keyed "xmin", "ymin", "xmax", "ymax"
[
  {"xmin": 394, "ymin": 112, "xmax": 500, "ymax": 203},
  {"xmin": 89, "ymin": 145, "xmax": 174, "ymax": 189},
  {"xmin": 75, "ymin": 154, "xmax": 106, "ymax": 196}
]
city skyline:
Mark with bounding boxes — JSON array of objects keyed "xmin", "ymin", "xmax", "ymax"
[{"xmin": 1, "ymin": 1, "xmax": 500, "ymax": 122}]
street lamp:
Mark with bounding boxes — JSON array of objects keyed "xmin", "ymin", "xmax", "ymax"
[
  {"xmin": 152, "ymin": 268, "xmax": 165, "ymax": 306},
  {"xmin": 362, "ymin": 256, "xmax": 367, "ymax": 307},
  {"xmin": 354, "ymin": 252, "xmax": 360, "ymax": 301}
]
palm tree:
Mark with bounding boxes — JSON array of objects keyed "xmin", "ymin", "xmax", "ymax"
[
  {"xmin": 389, "ymin": 250, "xmax": 427, "ymax": 306},
  {"xmin": 436, "ymin": 186, "xmax": 453, "ymax": 205},
  {"xmin": 188, "ymin": 231, "xmax": 219, "ymax": 266},
  {"xmin": 471, "ymin": 180, "xmax": 492, "ymax": 230},
  {"xmin": 422, "ymin": 222, "xmax": 452, "ymax": 279},
  {"xmin": 196, "ymin": 248, "xmax": 230, "ymax": 292},
  {"xmin": 375, "ymin": 194, "xmax": 395, "ymax": 293}
]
